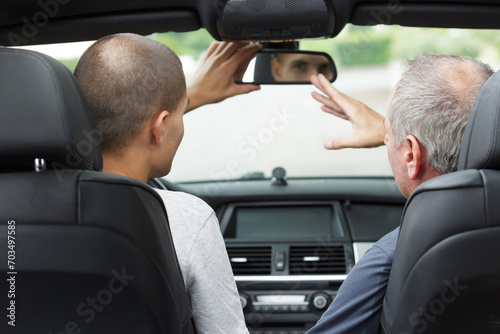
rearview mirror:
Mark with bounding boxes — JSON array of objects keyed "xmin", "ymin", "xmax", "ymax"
[{"xmin": 238, "ymin": 49, "xmax": 336, "ymax": 85}]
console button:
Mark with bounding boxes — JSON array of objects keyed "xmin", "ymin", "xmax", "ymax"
[
  {"xmin": 261, "ymin": 305, "xmax": 271, "ymax": 312},
  {"xmin": 277, "ymin": 305, "xmax": 290, "ymax": 312},
  {"xmin": 240, "ymin": 295, "xmax": 248, "ymax": 309},
  {"xmin": 312, "ymin": 293, "xmax": 329, "ymax": 311},
  {"xmin": 275, "ymin": 251, "xmax": 286, "ymax": 271}
]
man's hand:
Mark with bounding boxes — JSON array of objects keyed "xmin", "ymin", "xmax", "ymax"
[
  {"xmin": 311, "ymin": 74, "xmax": 386, "ymax": 149},
  {"xmin": 186, "ymin": 41, "xmax": 262, "ymax": 112}
]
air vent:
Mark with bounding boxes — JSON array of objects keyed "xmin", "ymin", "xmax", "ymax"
[
  {"xmin": 227, "ymin": 246, "xmax": 272, "ymax": 275},
  {"xmin": 289, "ymin": 245, "xmax": 345, "ymax": 275}
]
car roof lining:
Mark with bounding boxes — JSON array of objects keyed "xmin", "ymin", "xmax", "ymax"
[
  {"xmin": 2, "ymin": 0, "xmax": 500, "ymax": 46},
  {"xmin": 0, "ymin": 10, "xmax": 201, "ymax": 46},
  {"xmin": 351, "ymin": 2, "xmax": 500, "ymax": 29}
]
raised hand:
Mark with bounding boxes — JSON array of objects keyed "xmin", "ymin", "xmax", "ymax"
[
  {"xmin": 311, "ymin": 74, "xmax": 386, "ymax": 149},
  {"xmin": 186, "ymin": 41, "xmax": 262, "ymax": 112}
]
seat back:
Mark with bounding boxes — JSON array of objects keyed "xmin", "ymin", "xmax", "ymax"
[
  {"xmin": 0, "ymin": 48, "xmax": 195, "ymax": 333},
  {"xmin": 380, "ymin": 70, "xmax": 500, "ymax": 334}
]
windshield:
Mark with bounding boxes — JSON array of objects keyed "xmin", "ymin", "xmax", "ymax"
[
  {"xmin": 169, "ymin": 26, "xmax": 500, "ymax": 182},
  {"xmin": 16, "ymin": 25, "xmax": 500, "ymax": 182},
  {"xmin": 172, "ymin": 80, "xmax": 393, "ymax": 182}
]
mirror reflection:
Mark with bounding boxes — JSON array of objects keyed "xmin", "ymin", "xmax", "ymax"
[
  {"xmin": 239, "ymin": 49, "xmax": 336, "ymax": 85},
  {"xmin": 270, "ymin": 53, "xmax": 334, "ymax": 82}
]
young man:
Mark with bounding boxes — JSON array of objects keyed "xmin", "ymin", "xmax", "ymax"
[
  {"xmin": 306, "ymin": 53, "xmax": 494, "ymax": 333},
  {"xmin": 270, "ymin": 53, "xmax": 333, "ymax": 82},
  {"xmin": 74, "ymin": 33, "xmax": 261, "ymax": 333}
]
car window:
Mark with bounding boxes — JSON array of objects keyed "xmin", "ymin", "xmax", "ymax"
[
  {"xmin": 169, "ymin": 26, "xmax": 500, "ymax": 182},
  {"xmin": 15, "ymin": 25, "xmax": 500, "ymax": 183}
]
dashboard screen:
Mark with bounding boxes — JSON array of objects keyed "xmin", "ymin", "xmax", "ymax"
[{"xmin": 235, "ymin": 206, "xmax": 333, "ymax": 240}]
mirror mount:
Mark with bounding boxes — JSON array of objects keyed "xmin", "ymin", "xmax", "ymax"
[{"xmin": 261, "ymin": 41, "xmax": 299, "ymax": 50}]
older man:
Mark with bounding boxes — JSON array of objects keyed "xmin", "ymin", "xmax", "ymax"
[{"xmin": 306, "ymin": 53, "xmax": 494, "ymax": 333}]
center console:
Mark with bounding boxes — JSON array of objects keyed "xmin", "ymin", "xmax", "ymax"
[{"xmin": 220, "ymin": 201, "xmax": 354, "ymax": 333}]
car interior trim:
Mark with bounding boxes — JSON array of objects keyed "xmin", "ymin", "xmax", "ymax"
[
  {"xmin": 353, "ymin": 242, "xmax": 375, "ymax": 263},
  {"xmin": 234, "ymin": 275, "xmax": 347, "ymax": 282}
]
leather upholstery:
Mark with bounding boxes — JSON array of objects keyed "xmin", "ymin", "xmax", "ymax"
[
  {"xmin": 0, "ymin": 49, "xmax": 195, "ymax": 333},
  {"xmin": 0, "ymin": 48, "xmax": 102, "ymax": 171},
  {"xmin": 458, "ymin": 70, "xmax": 500, "ymax": 170},
  {"xmin": 381, "ymin": 71, "xmax": 500, "ymax": 333}
]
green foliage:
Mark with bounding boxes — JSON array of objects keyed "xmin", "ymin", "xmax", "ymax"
[
  {"xmin": 301, "ymin": 25, "xmax": 500, "ymax": 67},
  {"xmin": 56, "ymin": 30, "xmax": 216, "ymax": 72},
  {"xmin": 46, "ymin": 25, "xmax": 500, "ymax": 71},
  {"xmin": 59, "ymin": 58, "xmax": 79, "ymax": 72},
  {"xmin": 333, "ymin": 31, "xmax": 392, "ymax": 66},
  {"xmin": 149, "ymin": 29, "xmax": 215, "ymax": 59},
  {"xmin": 301, "ymin": 26, "xmax": 393, "ymax": 67},
  {"xmin": 390, "ymin": 27, "xmax": 486, "ymax": 59}
]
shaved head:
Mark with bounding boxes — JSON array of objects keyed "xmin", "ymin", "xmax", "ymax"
[{"xmin": 75, "ymin": 33, "xmax": 186, "ymax": 152}]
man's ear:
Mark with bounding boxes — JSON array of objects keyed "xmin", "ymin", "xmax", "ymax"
[
  {"xmin": 270, "ymin": 58, "xmax": 281, "ymax": 80},
  {"xmin": 150, "ymin": 110, "xmax": 170, "ymax": 145},
  {"xmin": 404, "ymin": 134, "xmax": 425, "ymax": 180}
]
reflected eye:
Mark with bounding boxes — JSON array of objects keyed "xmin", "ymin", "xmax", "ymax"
[
  {"xmin": 292, "ymin": 61, "xmax": 307, "ymax": 72},
  {"xmin": 318, "ymin": 64, "xmax": 333, "ymax": 78}
]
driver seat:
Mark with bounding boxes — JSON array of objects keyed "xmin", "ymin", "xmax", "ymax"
[
  {"xmin": 380, "ymin": 70, "xmax": 500, "ymax": 333},
  {"xmin": 0, "ymin": 48, "xmax": 195, "ymax": 333}
]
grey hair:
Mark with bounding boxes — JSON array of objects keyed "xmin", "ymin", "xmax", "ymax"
[{"xmin": 389, "ymin": 53, "xmax": 494, "ymax": 174}]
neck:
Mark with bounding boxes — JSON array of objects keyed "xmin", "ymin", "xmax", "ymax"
[
  {"xmin": 407, "ymin": 165, "xmax": 442, "ymax": 198},
  {"xmin": 102, "ymin": 147, "xmax": 150, "ymax": 183}
]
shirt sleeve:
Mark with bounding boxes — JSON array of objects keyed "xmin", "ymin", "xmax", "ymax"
[
  {"xmin": 306, "ymin": 242, "xmax": 394, "ymax": 334},
  {"xmin": 183, "ymin": 212, "xmax": 249, "ymax": 334}
]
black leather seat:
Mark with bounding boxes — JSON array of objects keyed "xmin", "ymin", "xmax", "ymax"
[
  {"xmin": 380, "ymin": 71, "xmax": 500, "ymax": 333},
  {"xmin": 0, "ymin": 48, "xmax": 195, "ymax": 333}
]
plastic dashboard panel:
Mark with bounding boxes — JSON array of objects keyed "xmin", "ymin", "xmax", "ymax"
[{"xmin": 159, "ymin": 177, "xmax": 405, "ymax": 332}]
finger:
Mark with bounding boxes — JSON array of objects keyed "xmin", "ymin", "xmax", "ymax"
[
  {"xmin": 214, "ymin": 41, "xmax": 229, "ymax": 55},
  {"xmin": 316, "ymin": 74, "xmax": 350, "ymax": 106},
  {"xmin": 220, "ymin": 41, "xmax": 249, "ymax": 60},
  {"xmin": 312, "ymin": 76, "xmax": 344, "ymax": 109},
  {"xmin": 230, "ymin": 84, "xmax": 261, "ymax": 96},
  {"xmin": 311, "ymin": 75, "xmax": 329, "ymax": 95},
  {"xmin": 321, "ymin": 105, "xmax": 349, "ymax": 120},
  {"xmin": 312, "ymin": 73, "xmax": 338, "ymax": 96},
  {"xmin": 310, "ymin": 74, "xmax": 321, "ymax": 88},
  {"xmin": 316, "ymin": 73, "xmax": 341, "ymax": 96},
  {"xmin": 311, "ymin": 91, "xmax": 343, "ymax": 114},
  {"xmin": 234, "ymin": 46, "xmax": 262, "ymax": 80},
  {"xmin": 227, "ymin": 43, "xmax": 262, "ymax": 70},
  {"xmin": 323, "ymin": 137, "xmax": 358, "ymax": 150},
  {"xmin": 311, "ymin": 91, "xmax": 335, "ymax": 108},
  {"xmin": 205, "ymin": 41, "xmax": 222, "ymax": 58},
  {"xmin": 234, "ymin": 53, "xmax": 254, "ymax": 81}
]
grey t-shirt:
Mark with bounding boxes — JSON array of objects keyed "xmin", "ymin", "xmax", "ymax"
[{"xmin": 155, "ymin": 189, "xmax": 249, "ymax": 334}]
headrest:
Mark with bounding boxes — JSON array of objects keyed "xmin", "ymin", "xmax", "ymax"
[
  {"xmin": 0, "ymin": 48, "xmax": 102, "ymax": 171},
  {"xmin": 458, "ymin": 70, "xmax": 500, "ymax": 171}
]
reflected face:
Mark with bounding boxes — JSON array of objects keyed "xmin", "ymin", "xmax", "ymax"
[{"xmin": 270, "ymin": 53, "xmax": 333, "ymax": 82}]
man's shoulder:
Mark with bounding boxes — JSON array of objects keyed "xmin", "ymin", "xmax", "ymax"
[
  {"xmin": 371, "ymin": 226, "xmax": 400, "ymax": 259},
  {"xmin": 153, "ymin": 188, "xmax": 214, "ymax": 220},
  {"xmin": 153, "ymin": 188, "xmax": 207, "ymax": 205}
]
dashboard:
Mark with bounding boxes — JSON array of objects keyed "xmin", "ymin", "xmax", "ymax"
[{"xmin": 158, "ymin": 177, "xmax": 405, "ymax": 333}]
